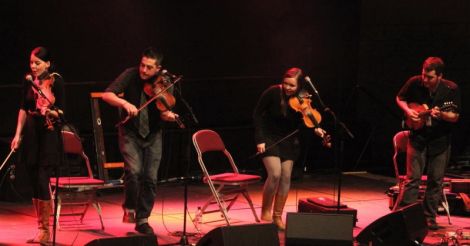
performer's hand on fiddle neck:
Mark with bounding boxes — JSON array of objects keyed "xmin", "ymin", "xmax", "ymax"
[
  {"xmin": 430, "ymin": 106, "xmax": 441, "ymax": 119},
  {"xmin": 160, "ymin": 110, "xmax": 178, "ymax": 122}
]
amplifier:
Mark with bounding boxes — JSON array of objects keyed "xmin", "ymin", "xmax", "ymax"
[
  {"xmin": 450, "ymin": 179, "xmax": 470, "ymax": 193},
  {"xmin": 298, "ymin": 197, "xmax": 357, "ymax": 226}
]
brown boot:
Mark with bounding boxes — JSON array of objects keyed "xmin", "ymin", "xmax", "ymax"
[
  {"xmin": 27, "ymin": 199, "xmax": 51, "ymax": 245},
  {"xmin": 260, "ymin": 190, "xmax": 275, "ymax": 222},
  {"xmin": 272, "ymin": 193, "xmax": 288, "ymax": 231},
  {"xmin": 27, "ymin": 198, "xmax": 40, "ymax": 244}
]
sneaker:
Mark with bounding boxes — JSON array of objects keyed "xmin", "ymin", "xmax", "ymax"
[
  {"xmin": 135, "ymin": 223, "xmax": 155, "ymax": 235},
  {"xmin": 122, "ymin": 210, "xmax": 136, "ymax": 223}
]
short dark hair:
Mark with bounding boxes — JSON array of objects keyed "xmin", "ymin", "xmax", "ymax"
[
  {"xmin": 423, "ymin": 57, "xmax": 444, "ymax": 76},
  {"xmin": 31, "ymin": 46, "xmax": 52, "ymax": 62},
  {"xmin": 142, "ymin": 47, "xmax": 163, "ymax": 65}
]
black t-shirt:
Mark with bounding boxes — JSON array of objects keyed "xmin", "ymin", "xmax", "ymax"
[
  {"xmin": 105, "ymin": 67, "xmax": 163, "ymax": 134},
  {"xmin": 397, "ymin": 75, "xmax": 461, "ymax": 154}
]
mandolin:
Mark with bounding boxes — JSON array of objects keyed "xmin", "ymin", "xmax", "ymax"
[{"xmin": 405, "ymin": 101, "xmax": 456, "ymax": 130}]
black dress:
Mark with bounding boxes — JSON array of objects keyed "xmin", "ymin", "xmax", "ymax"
[
  {"xmin": 20, "ymin": 72, "xmax": 65, "ymax": 199},
  {"xmin": 253, "ymin": 85, "xmax": 302, "ymax": 161}
]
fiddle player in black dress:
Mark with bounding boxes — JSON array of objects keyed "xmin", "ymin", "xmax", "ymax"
[
  {"xmin": 253, "ymin": 67, "xmax": 326, "ymax": 230},
  {"xmin": 11, "ymin": 46, "xmax": 65, "ymax": 245}
]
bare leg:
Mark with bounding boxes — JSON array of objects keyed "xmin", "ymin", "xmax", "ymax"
[
  {"xmin": 260, "ymin": 156, "xmax": 282, "ymax": 221},
  {"xmin": 272, "ymin": 159, "xmax": 293, "ymax": 230}
]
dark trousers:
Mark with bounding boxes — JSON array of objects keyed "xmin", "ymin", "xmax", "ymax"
[
  {"xmin": 23, "ymin": 114, "xmax": 60, "ymax": 200},
  {"xmin": 397, "ymin": 143, "xmax": 450, "ymax": 221},
  {"xmin": 118, "ymin": 128, "xmax": 162, "ymax": 221}
]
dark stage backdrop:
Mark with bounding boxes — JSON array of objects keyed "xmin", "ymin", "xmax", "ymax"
[
  {"xmin": 0, "ymin": 1, "xmax": 469, "ymax": 200},
  {"xmin": 356, "ymin": 0, "xmax": 470, "ymax": 173}
]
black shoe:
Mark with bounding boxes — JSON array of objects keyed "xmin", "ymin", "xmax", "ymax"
[
  {"xmin": 427, "ymin": 220, "xmax": 439, "ymax": 231},
  {"xmin": 135, "ymin": 223, "xmax": 155, "ymax": 235}
]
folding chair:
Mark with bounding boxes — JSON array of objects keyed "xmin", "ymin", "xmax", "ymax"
[
  {"xmin": 49, "ymin": 130, "xmax": 105, "ymax": 230},
  {"xmin": 392, "ymin": 130, "xmax": 451, "ymax": 224},
  {"xmin": 192, "ymin": 129, "xmax": 261, "ymax": 226}
]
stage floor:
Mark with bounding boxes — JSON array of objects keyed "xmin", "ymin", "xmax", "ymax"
[{"xmin": 0, "ymin": 172, "xmax": 469, "ymax": 245}]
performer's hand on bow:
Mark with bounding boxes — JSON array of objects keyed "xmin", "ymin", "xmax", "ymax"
[
  {"xmin": 314, "ymin": 127, "xmax": 327, "ymax": 138},
  {"xmin": 122, "ymin": 101, "xmax": 138, "ymax": 117},
  {"xmin": 11, "ymin": 135, "xmax": 22, "ymax": 151}
]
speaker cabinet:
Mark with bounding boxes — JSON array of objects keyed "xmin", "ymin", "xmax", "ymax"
[
  {"xmin": 356, "ymin": 202, "xmax": 428, "ymax": 246},
  {"xmin": 285, "ymin": 212, "xmax": 354, "ymax": 246},
  {"xmin": 196, "ymin": 223, "xmax": 279, "ymax": 246},
  {"xmin": 85, "ymin": 235, "xmax": 158, "ymax": 246}
]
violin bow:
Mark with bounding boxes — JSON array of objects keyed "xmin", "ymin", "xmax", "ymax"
[
  {"xmin": 0, "ymin": 149, "xmax": 15, "ymax": 172},
  {"xmin": 249, "ymin": 129, "xmax": 299, "ymax": 159},
  {"xmin": 116, "ymin": 75, "xmax": 183, "ymax": 127}
]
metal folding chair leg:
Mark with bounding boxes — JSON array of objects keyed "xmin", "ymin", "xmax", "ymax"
[
  {"xmin": 242, "ymin": 190, "xmax": 260, "ymax": 222},
  {"xmin": 92, "ymin": 202, "xmax": 105, "ymax": 230},
  {"xmin": 442, "ymin": 189, "xmax": 452, "ymax": 225},
  {"xmin": 204, "ymin": 180, "xmax": 231, "ymax": 226}
]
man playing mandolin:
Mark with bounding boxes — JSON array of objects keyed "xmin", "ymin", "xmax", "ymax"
[{"xmin": 395, "ymin": 57, "xmax": 461, "ymax": 230}]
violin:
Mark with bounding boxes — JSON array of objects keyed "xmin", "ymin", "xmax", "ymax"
[
  {"xmin": 288, "ymin": 91, "xmax": 331, "ymax": 148},
  {"xmin": 29, "ymin": 73, "xmax": 60, "ymax": 130},
  {"xmin": 143, "ymin": 75, "xmax": 185, "ymax": 128}
]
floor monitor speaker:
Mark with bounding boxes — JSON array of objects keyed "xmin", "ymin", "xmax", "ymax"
[
  {"xmin": 85, "ymin": 235, "xmax": 158, "ymax": 246},
  {"xmin": 196, "ymin": 223, "xmax": 279, "ymax": 246},
  {"xmin": 356, "ymin": 202, "xmax": 428, "ymax": 246},
  {"xmin": 285, "ymin": 212, "xmax": 354, "ymax": 246}
]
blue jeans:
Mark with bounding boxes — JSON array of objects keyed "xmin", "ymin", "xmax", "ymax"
[
  {"xmin": 397, "ymin": 143, "xmax": 450, "ymax": 221},
  {"xmin": 118, "ymin": 127, "xmax": 162, "ymax": 220}
]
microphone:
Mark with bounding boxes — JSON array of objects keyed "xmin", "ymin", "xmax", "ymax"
[
  {"xmin": 25, "ymin": 74, "xmax": 46, "ymax": 97},
  {"xmin": 304, "ymin": 76, "xmax": 319, "ymax": 95},
  {"xmin": 161, "ymin": 69, "xmax": 178, "ymax": 79},
  {"xmin": 305, "ymin": 76, "xmax": 330, "ymax": 112}
]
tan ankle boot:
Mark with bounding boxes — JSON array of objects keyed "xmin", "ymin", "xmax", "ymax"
[
  {"xmin": 27, "ymin": 199, "xmax": 51, "ymax": 245},
  {"xmin": 260, "ymin": 191, "xmax": 275, "ymax": 222},
  {"xmin": 272, "ymin": 193, "xmax": 288, "ymax": 231},
  {"xmin": 27, "ymin": 198, "xmax": 40, "ymax": 244}
]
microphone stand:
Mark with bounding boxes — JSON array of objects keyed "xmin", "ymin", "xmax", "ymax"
[
  {"xmin": 30, "ymin": 83, "xmax": 66, "ymax": 246},
  {"xmin": 305, "ymin": 77, "xmax": 354, "ymax": 213},
  {"xmin": 168, "ymin": 81, "xmax": 200, "ymax": 246}
]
